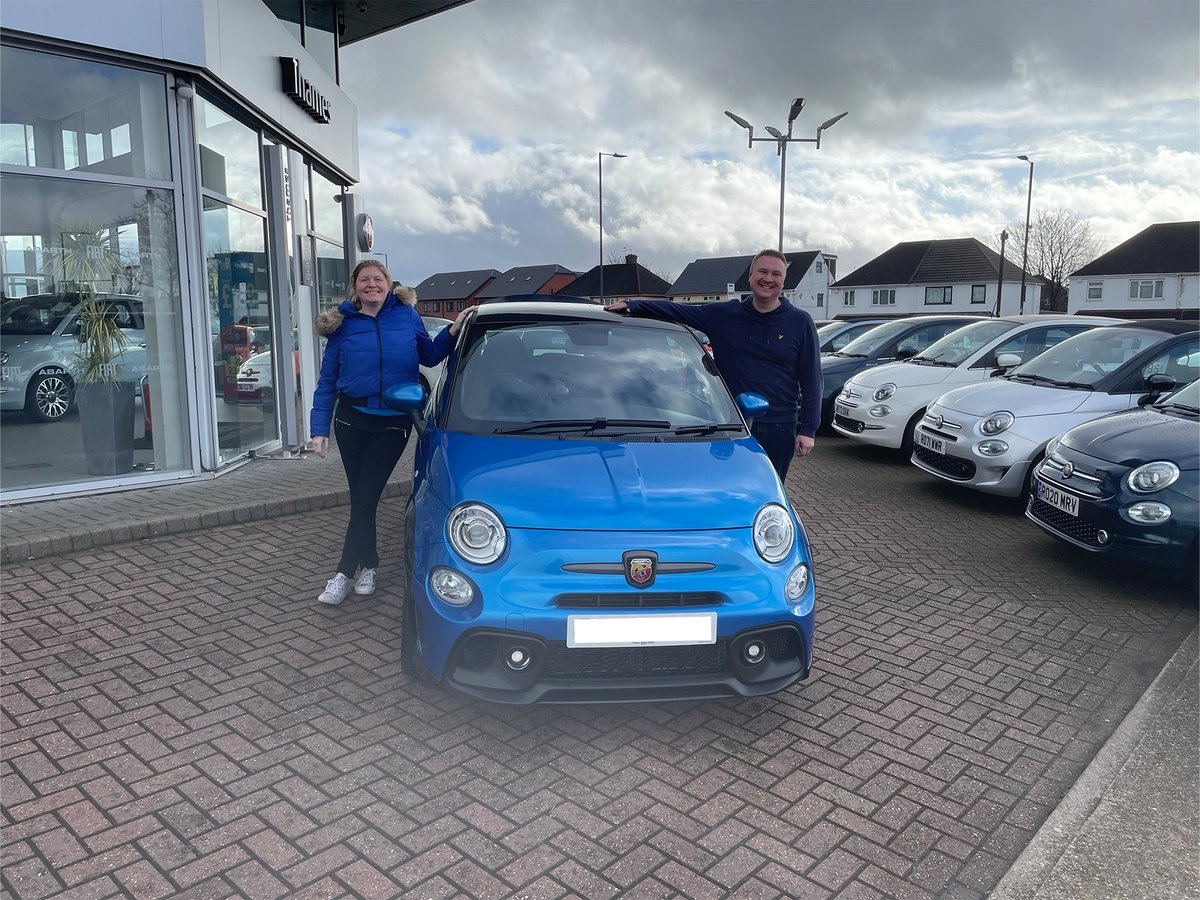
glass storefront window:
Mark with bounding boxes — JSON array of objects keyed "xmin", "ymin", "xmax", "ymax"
[
  {"xmin": 0, "ymin": 47, "xmax": 171, "ymax": 180},
  {"xmin": 194, "ymin": 96, "xmax": 263, "ymax": 209},
  {"xmin": 311, "ymin": 168, "xmax": 343, "ymax": 241},
  {"xmin": 203, "ymin": 198, "xmax": 278, "ymax": 463},
  {"xmin": 0, "ymin": 175, "xmax": 189, "ymax": 490},
  {"xmin": 315, "ymin": 237, "xmax": 347, "ymax": 314}
]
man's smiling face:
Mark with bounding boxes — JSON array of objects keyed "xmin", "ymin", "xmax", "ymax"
[{"xmin": 750, "ymin": 255, "xmax": 787, "ymax": 307}]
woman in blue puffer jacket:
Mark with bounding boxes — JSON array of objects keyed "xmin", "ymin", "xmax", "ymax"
[{"xmin": 309, "ymin": 259, "xmax": 466, "ymax": 606}]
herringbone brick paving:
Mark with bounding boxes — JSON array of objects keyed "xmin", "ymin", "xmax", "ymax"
[{"xmin": 2, "ymin": 436, "xmax": 1195, "ymax": 898}]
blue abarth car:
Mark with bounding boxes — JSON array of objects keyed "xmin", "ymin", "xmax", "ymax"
[
  {"xmin": 1027, "ymin": 378, "xmax": 1198, "ymax": 590},
  {"xmin": 386, "ymin": 299, "xmax": 816, "ymax": 703}
]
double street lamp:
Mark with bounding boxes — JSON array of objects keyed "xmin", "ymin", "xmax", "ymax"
[
  {"xmin": 725, "ymin": 98, "xmax": 847, "ymax": 253},
  {"xmin": 1017, "ymin": 154, "xmax": 1034, "ymax": 314},
  {"xmin": 598, "ymin": 151, "xmax": 627, "ymax": 304}
]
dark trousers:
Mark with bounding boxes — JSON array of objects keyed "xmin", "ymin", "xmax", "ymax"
[
  {"xmin": 751, "ymin": 421, "xmax": 796, "ymax": 483},
  {"xmin": 334, "ymin": 407, "xmax": 410, "ymax": 576}
]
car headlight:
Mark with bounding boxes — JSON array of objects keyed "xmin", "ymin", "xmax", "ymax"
[
  {"xmin": 869, "ymin": 405, "xmax": 890, "ymax": 418},
  {"xmin": 873, "ymin": 383, "xmax": 896, "ymax": 402},
  {"xmin": 1127, "ymin": 502, "xmax": 1172, "ymax": 524},
  {"xmin": 1127, "ymin": 461, "xmax": 1179, "ymax": 493},
  {"xmin": 976, "ymin": 440, "xmax": 1008, "ymax": 456},
  {"xmin": 753, "ymin": 503, "xmax": 794, "ymax": 563},
  {"xmin": 446, "ymin": 502, "xmax": 507, "ymax": 564},
  {"xmin": 980, "ymin": 411, "xmax": 1014, "ymax": 435},
  {"xmin": 785, "ymin": 564, "xmax": 810, "ymax": 601}
]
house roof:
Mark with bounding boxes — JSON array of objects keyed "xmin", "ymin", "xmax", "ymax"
[
  {"xmin": 412, "ymin": 269, "xmax": 499, "ymax": 301},
  {"xmin": 1071, "ymin": 221, "xmax": 1200, "ymax": 277},
  {"xmin": 831, "ymin": 238, "xmax": 1029, "ymax": 288},
  {"xmin": 562, "ymin": 261, "xmax": 673, "ymax": 298},
  {"xmin": 668, "ymin": 251, "xmax": 824, "ymax": 296},
  {"xmin": 477, "ymin": 265, "xmax": 578, "ymax": 299}
]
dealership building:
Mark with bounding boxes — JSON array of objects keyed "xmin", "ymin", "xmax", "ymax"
[{"xmin": 0, "ymin": 0, "xmax": 463, "ymax": 502}]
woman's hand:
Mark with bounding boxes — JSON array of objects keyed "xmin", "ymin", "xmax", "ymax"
[
  {"xmin": 311, "ymin": 436, "xmax": 328, "ymax": 458},
  {"xmin": 449, "ymin": 307, "xmax": 471, "ymax": 336}
]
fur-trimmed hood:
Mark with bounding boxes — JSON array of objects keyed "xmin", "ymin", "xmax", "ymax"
[{"xmin": 314, "ymin": 285, "xmax": 417, "ymax": 336}]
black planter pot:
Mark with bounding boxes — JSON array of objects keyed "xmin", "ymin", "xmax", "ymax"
[{"xmin": 76, "ymin": 381, "xmax": 136, "ymax": 476}]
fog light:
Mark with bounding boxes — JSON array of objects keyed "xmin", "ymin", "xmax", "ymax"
[
  {"xmin": 506, "ymin": 646, "xmax": 532, "ymax": 671},
  {"xmin": 1096, "ymin": 529, "xmax": 1110, "ymax": 544},
  {"xmin": 1127, "ymin": 502, "xmax": 1171, "ymax": 524},
  {"xmin": 977, "ymin": 440, "xmax": 1008, "ymax": 456},
  {"xmin": 869, "ymin": 405, "xmax": 890, "ymax": 418},
  {"xmin": 742, "ymin": 640, "xmax": 766, "ymax": 665},
  {"xmin": 430, "ymin": 566, "xmax": 474, "ymax": 605}
]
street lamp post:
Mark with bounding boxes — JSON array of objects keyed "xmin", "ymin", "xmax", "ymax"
[
  {"xmin": 598, "ymin": 151, "xmax": 627, "ymax": 304},
  {"xmin": 725, "ymin": 98, "xmax": 847, "ymax": 253},
  {"xmin": 994, "ymin": 229, "xmax": 1009, "ymax": 318},
  {"xmin": 1017, "ymin": 154, "xmax": 1034, "ymax": 314}
]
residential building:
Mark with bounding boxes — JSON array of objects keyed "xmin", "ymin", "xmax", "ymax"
[
  {"xmin": 829, "ymin": 237, "xmax": 1037, "ymax": 319},
  {"xmin": 1067, "ymin": 221, "xmax": 1199, "ymax": 319},
  {"xmin": 412, "ymin": 269, "xmax": 499, "ymax": 317},
  {"xmin": 562, "ymin": 254, "xmax": 672, "ymax": 302},
  {"xmin": 0, "ymin": 0, "xmax": 465, "ymax": 503},
  {"xmin": 667, "ymin": 251, "xmax": 838, "ymax": 316},
  {"xmin": 477, "ymin": 264, "xmax": 579, "ymax": 303}
]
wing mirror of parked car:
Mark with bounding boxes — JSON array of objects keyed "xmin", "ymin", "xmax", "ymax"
[
  {"xmin": 383, "ymin": 382, "xmax": 428, "ymax": 434},
  {"xmin": 895, "ymin": 347, "xmax": 918, "ymax": 360},
  {"xmin": 1139, "ymin": 373, "xmax": 1177, "ymax": 406},
  {"xmin": 992, "ymin": 352, "xmax": 1022, "ymax": 375},
  {"xmin": 736, "ymin": 392, "xmax": 770, "ymax": 420}
]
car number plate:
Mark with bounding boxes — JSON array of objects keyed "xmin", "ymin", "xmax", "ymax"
[
  {"xmin": 835, "ymin": 402, "xmax": 851, "ymax": 418},
  {"xmin": 567, "ymin": 612, "xmax": 717, "ymax": 648},
  {"xmin": 1036, "ymin": 480, "xmax": 1079, "ymax": 516},
  {"xmin": 915, "ymin": 429, "xmax": 945, "ymax": 454}
]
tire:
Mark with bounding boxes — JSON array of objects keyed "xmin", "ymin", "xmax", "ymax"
[
  {"xmin": 901, "ymin": 409, "xmax": 925, "ymax": 456},
  {"xmin": 1020, "ymin": 454, "xmax": 1043, "ymax": 506},
  {"xmin": 24, "ymin": 368, "xmax": 74, "ymax": 422},
  {"xmin": 400, "ymin": 500, "xmax": 431, "ymax": 682}
]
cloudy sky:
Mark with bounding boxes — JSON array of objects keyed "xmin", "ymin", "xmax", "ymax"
[{"xmin": 340, "ymin": 0, "xmax": 1199, "ymax": 288}]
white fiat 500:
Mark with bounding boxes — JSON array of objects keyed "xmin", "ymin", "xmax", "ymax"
[
  {"xmin": 911, "ymin": 320, "xmax": 1199, "ymax": 498},
  {"xmin": 833, "ymin": 315, "xmax": 1121, "ymax": 452}
]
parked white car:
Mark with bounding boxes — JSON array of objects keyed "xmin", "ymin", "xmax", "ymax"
[
  {"xmin": 833, "ymin": 315, "xmax": 1121, "ymax": 452},
  {"xmin": 911, "ymin": 320, "xmax": 1199, "ymax": 498}
]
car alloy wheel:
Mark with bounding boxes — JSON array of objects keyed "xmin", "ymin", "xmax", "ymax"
[{"xmin": 25, "ymin": 368, "xmax": 74, "ymax": 422}]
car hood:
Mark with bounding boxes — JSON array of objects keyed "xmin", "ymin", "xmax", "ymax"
[
  {"xmin": 933, "ymin": 379, "xmax": 1092, "ymax": 417},
  {"xmin": 850, "ymin": 360, "xmax": 953, "ymax": 390},
  {"xmin": 427, "ymin": 432, "xmax": 784, "ymax": 530},
  {"xmin": 821, "ymin": 356, "xmax": 868, "ymax": 375},
  {"xmin": 1, "ymin": 333, "xmax": 52, "ymax": 353},
  {"xmin": 1061, "ymin": 407, "xmax": 1199, "ymax": 470}
]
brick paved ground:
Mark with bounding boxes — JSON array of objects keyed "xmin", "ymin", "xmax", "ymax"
[{"xmin": 2, "ymin": 436, "xmax": 1196, "ymax": 899}]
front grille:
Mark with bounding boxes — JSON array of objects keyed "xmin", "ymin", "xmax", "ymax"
[
  {"xmin": 834, "ymin": 414, "xmax": 865, "ymax": 433},
  {"xmin": 556, "ymin": 592, "xmax": 723, "ymax": 609},
  {"xmin": 1040, "ymin": 458, "xmax": 1107, "ymax": 498},
  {"xmin": 1028, "ymin": 497, "xmax": 1101, "ymax": 546},
  {"xmin": 544, "ymin": 641, "xmax": 730, "ymax": 679},
  {"xmin": 914, "ymin": 445, "xmax": 975, "ymax": 479}
]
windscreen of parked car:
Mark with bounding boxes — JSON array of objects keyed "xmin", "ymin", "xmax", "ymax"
[
  {"xmin": 1155, "ymin": 379, "xmax": 1199, "ymax": 414},
  {"xmin": 833, "ymin": 319, "xmax": 919, "ymax": 357},
  {"xmin": 421, "ymin": 316, "xmax": 453, "ymax": 338},
  {"xmin": 447, "ymin": 319, "xmax": 743, "ymax": 436},
  {"xmin": 908, "ymin": 319, "xmax": 1019, "ymax": 366},
  {"xmin": 1007, "ymin": 326, "xmax": 1182, "ymax": 388},
  {"xmin": 0, "ymin": 295, "xmax": 78, "ymax": 335}
]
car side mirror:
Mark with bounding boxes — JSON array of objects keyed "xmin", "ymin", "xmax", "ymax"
[
  {"xmin": 895, "ymin": 347, "xmax": 918, "ymax": 360},
  {"xmin": 736, "ymin": 392, "xmax": 770, "ymax": 420},
  {"xmin": 1139, "ymin": 373, "xmax": 1177, "ymax": 406},
  {"xmin": 383, "ymin": 382, "xmax": 428, "ymax": 433},
  {"xmin": 995, "ymin": 352, "xmax": 1022, "ymax": 369}
]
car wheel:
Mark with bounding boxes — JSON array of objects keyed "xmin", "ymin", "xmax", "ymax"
[
  {"xmin": 901, "ymin": 409, "xmax": 925, "ymax": 456},
  {"xmin": 1021, "ymin": 454, "xmax": 1043, "ymax": 505},
  {"xmin": 25, "ymin": 368, "xmax": 74, "ymax": 422},
  {"xmin": 400, "ymin": 501, "xmax": 432, "ymax": 682}
]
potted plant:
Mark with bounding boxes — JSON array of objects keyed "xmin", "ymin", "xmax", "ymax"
[{"xmin": 49, "ymin": 225, "xmax": 137, "ymax": 475}]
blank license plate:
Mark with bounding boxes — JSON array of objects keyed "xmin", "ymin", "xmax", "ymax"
[
  {"xmin": 916, "ymin": 429, "xmax": 945, "ymax": 454},
  {"xmin": 1037, "ymin": 481, "xmax": 1079, "ymax": 516},
  {"xmin": 567, "ymin": 613, "xmax": 717, "ymax": 648}
]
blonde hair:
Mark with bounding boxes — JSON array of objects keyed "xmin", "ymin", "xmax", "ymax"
[{"xmin": 349, "ymin": 259, "xmax": 393, "ymax": 310}]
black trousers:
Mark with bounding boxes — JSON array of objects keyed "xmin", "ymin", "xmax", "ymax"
[
  {"xmin": 751, "ymin": 420, "xmax": 796, "ymax": 484},
  {"xmin": 333, "ymin": 405, "xmax": 410, "ymax": 576}
]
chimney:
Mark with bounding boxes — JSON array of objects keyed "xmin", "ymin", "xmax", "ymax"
[{"xmin": 625, "ymin": 253, "xmax": 637, "ymax": 265}]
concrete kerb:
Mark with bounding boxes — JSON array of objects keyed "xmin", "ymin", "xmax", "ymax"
[{"xmin": 989, "ymin": 625, "xmax": 1200, "ymax": 900}]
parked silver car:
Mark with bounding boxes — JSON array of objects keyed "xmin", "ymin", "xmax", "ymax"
[{"xmin": 0, "ymin": 293, "xmax": 147, "ymax": 422}]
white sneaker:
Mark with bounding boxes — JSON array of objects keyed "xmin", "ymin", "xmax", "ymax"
[
  {"xmin": 354, "ymin": 567, "xmax": 377, "ymax": 595},
  {"xmin": 319, "ymin": 572, "xmax": 352, "ymax": 605}
]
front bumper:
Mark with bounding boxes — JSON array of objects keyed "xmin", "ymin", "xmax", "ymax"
[{"xmin": 910, "ymin": 419, "xmax": 1037, "ymax": 497}]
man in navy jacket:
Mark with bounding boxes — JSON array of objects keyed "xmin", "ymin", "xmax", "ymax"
[{"xmin": 606, "ymin": 249, "xmax": 822, "ymax": 482}]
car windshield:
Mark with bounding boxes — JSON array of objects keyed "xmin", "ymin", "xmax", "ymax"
[
  {"xmin": 1009, "ymin": 326, "xmax": 1172, "ymax": 387},
  {"xmin": 422, "ymin": 316, "xmax": 452, "ymax": 338},
  {"xmin": 836, "ymin": 319, "xmax": 915, "ymax": 357},
  {"xmin": 0, "ymin": 295, "xmax": 78, "ymax": 335},
  {"xmin": 1156, "ymin": 379, "xmax": 1200, "ymax": 413},
  {"xmin": 447, "ymin": 319, "xmax": 743, "ymax": 436},
  {"xmin": 911, "ymin": 319, "xmax": 1019, "ymax": 366}
]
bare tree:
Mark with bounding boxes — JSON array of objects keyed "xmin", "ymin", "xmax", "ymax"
[{"xmin": 989, "ymin": 209, "xmax": 1102, "ymax": 311}]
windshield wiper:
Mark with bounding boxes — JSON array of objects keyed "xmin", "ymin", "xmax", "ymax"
[
  {"xmin": 834, "ymin": 351, "xmax": 869, "ymax": 358},
  {"xmin": 673, "ymin": 422, "xmax": 745, "ymax": 436},
  {"xmin": 494, "ymin": 417, "xmax": 671, "ymax": 435},
  {"xmin": 907, "ymin": 356, "xmax": 956, "ymax": 367},
  {"xmin": 1008, "ymin": 372, "xmax": 1094, "ymax": 390}
]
